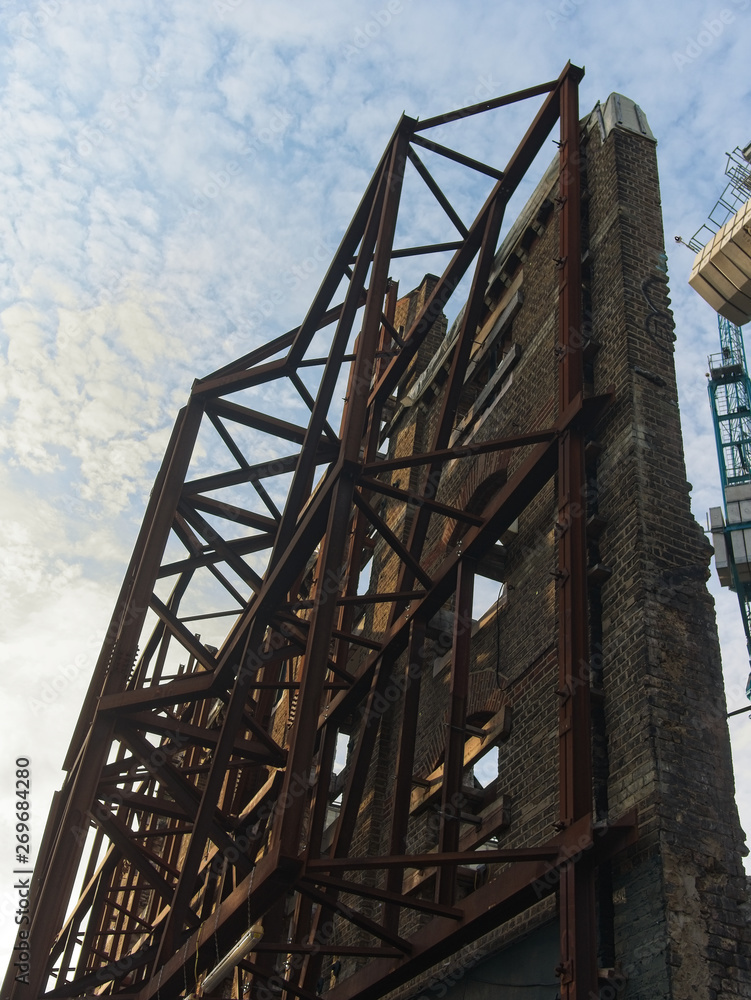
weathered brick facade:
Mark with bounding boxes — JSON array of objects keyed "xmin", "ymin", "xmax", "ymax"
[{"xmin": 336, "ymin": 95, "xmax": 750, "ymax": 999}]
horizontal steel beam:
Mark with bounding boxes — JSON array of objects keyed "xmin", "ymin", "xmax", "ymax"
[{"xmin": 323, "ymin": 812, "xmax": 637, "ymax": 1000}]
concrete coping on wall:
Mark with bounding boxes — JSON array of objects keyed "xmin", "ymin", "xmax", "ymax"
[{"xmin": 591, "ymin": 93, "xmax": 655, "ymax": 144}]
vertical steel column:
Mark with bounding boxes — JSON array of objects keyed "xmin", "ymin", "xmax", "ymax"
[
  {"xmin": 279, "ymin": 724, "xmax": 337, "ymax": 1000},
  {"xmin": 340, "ymin": 123, "xmax": 414, "ymax": 463},
  {"xmin": 437, "ymin": 558, "xmax": 475, "ymax": 905},
  {"xmin": 555, "ymin": 68, "xmax": 597, "ymax": 1000},
  {"xmin": 298, "ymin": 253, "xmax": 411, "ymax": 990},
  {"xmin": 304, "ymin": 717, "xmax": 339, "ymax": 864},
  {"xmin": 296, "ymin": 656, "xmax": 394, "ymax": 994},
  {"xmin": 333, "ymin": 279, "xmax": 400, "ymax": 679},
  {"xmin": 385, "ymin": 616, "xmax": 426, "ymax": 924},
  {"xmin": 273, "ymin": 126, "xmax": 411, "ymax": 861}
]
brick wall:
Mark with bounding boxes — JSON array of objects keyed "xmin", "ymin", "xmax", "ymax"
[{"xmin": 332, "ymin": 96, "xmax": 750, "ymax": 999}]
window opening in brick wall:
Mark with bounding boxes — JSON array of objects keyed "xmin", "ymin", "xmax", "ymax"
[
  {"xmin": 323, "ymin": 731, "xmax": 350, "ymax": 851},
  {"xmin": 351, "ymin": 559, "xmax": 375, "ymax": 636},
  {"xmin": 472, "ymin": 575, "xmax": 505, "ymax": 623},
  {"xmin": 472, "ymin": 746, "xmax": 500, "ymax": 788},
  {"xmin": 333, "ymin": 730, "xmax": 348, "ymax": 777},
  {"xmin": 433, "ymin": 576, "xmax": 508, "ymax": 681}
]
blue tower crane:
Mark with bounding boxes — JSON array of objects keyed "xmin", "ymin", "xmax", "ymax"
[{"xmin": 707, "ymin": 316, "xmax": 751, "ymax": 699}]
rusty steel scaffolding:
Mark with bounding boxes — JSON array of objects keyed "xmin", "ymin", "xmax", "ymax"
[{"xmin": 4, "ymin": 63, "xmax": 637, "ymax": 1000}]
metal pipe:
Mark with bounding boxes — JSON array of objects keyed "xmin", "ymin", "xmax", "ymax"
[{"xmin": 187, "ymin": 922, "xmax": 264, "ymax": 997}]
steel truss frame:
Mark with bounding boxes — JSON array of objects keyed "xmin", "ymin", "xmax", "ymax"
[{"xmin": 5, "ymin": 62, "xmax": 636, "ymax": 1000}]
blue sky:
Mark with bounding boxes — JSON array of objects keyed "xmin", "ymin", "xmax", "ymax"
[{"xmin": 1, "ymin": 0, "xmax": 750, "ymax": 972}]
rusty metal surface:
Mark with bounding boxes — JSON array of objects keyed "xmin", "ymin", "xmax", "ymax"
[
  {"xmin": 555, "ymin": 67, "xmax": 598, "ymax": 1000},
  {"xmin": 2, "ymin": 62, "xmax": 635, "ymax": 1000}
]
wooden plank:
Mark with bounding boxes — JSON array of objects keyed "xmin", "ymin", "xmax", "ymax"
[
  {"xmin": 402, "ymin": 795, "xmax": 510, "ymax": 894},
  {"xmin": 410, "ymin": 705, "xmax": 512, "ymax": 813}
]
